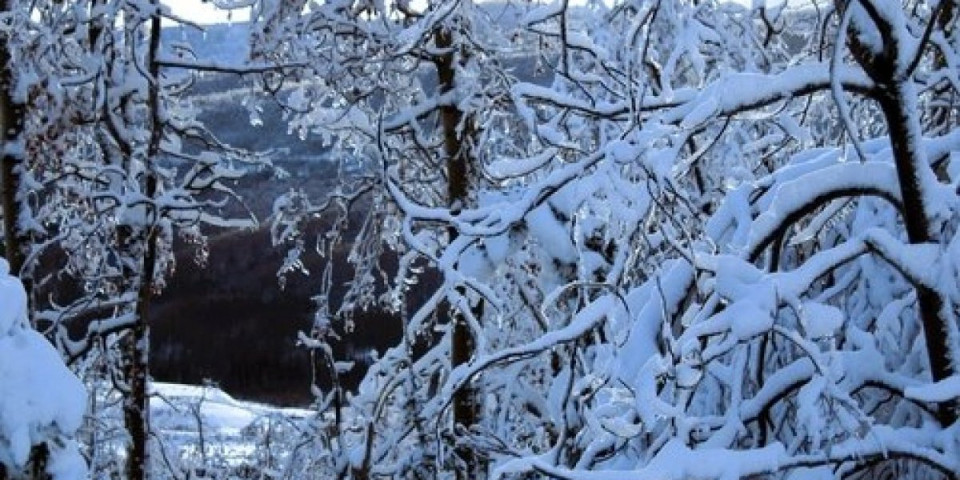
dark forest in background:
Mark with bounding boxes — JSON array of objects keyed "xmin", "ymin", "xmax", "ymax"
[{"xmin": 143, "ymin": 66, "xmax": 391, "ymax": 405}]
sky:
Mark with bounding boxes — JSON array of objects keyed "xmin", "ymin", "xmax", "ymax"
[
  {"xmin": 164, "ymin": 0, "xmax": 251, "ymax": 25},
  {"xmin": 162, "ymin": 0, "xmax": 782, "ymax": 26}
]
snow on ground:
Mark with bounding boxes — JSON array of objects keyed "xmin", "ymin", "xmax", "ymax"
[
  {"xmin": 152, "ymin": 382, "xmax": 313, "ymax": 434},
  {"xmin": 90, "ymin": 381, "xmax": 315, "ymax": 476}
]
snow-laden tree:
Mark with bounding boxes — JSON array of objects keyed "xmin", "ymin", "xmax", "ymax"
[
  {"xmin": 252, "ymin": 0, "xmax": 551, "ymax": 477},
  {"xmin": 1, "ymin": 0, "xmax": 271, "ymax": 477},
  {"xmin": 0, "ymin": 258, "xmax": 86, "ymax": 480},
  {"xmin": 429, "ymin": 0, "xmax": 960, "ymax": 478},
  {"xmin": 263, "ymin": 0, "xmax": 960, "ymax": 478}
]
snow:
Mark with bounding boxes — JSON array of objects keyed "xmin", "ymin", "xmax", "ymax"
[
  {"xmin": 151, "ymin": 382, "xmax": 312, "ymax": 437},
  {"xmin": 0, "ymin": 260, "xmax": 28, "ymax": 334},
  {"xmin": 619, "ymin": 260, "xmax": 695, "ymax": 380},
  {"xmin": 86, "ymin": 381, "xmax": 315, "ymax": 475},
  {"xmin": 44, "ymin": 441, "xmax": 87, "ymax": 480},
  {"xmin": 680, "ymin": 96, "xmax": 718, "ymax": 129},
  {"xmin": 486, "ymin": 149, "xmax": 556, "ymax": 179},
  {"xmin": 0, "ymin": 259, "xmax": 86, "ymax": 479},
  {"xmin": 746, "ymin": 162, "xmax": 902, "ymax": 256},
  {"xmin": 800, "ymin": 301, "xmax": 844, "ymax": 340},
  {"xmin": 526, "ymin": 199, "xmax": 578, "ymax": 264},
  {"xmin": 905, "ymin": 376, "xmax": 960, "ymax": 403}
]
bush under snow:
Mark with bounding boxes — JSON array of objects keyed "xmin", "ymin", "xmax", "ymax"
[{"xmin": 0, "ymin": 258, "xmax": 86, "ymax": 479}]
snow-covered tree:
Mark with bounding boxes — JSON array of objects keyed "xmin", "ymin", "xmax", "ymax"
[
  {"xmin": 253, "ymin": 0, "xmax": 550, "ymax": 477},
  {"xmin": 1, "ymin": 0, "xmax": 271, "ymax": 477},
  {"xmin": 460, "ymin": 0, "xmax": 960, "ymax": 478},
  {"xmin": 264, "ymin": 0, "xmax": 960, "ymax": 478},
  {"xmin": 4, "ymin": 0, "xmax": 958, "ymax": 478}
]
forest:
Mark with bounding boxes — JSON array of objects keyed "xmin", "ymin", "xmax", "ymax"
[{"xmin": 1, "ymin": 0, "xmax": 960, "ymax": 479}]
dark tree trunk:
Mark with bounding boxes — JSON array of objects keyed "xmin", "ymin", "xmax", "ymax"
[
  {"xmin": 877, "ymin": 86, "xmax": 959, "ymax": 426},
  {"xmin": 434, "ymin": 25, "xmax": 484, "ymax": 479},
  {"xmin": 0, "ymin": 0, "xmax": 27, "ymax": 283},
  {"xmin": 123, "ymin": 10, "xmax": 162, "ymax": 480},
  {"xmin": 1, "ymin": 6, "xmax": 51, "ymax": 479},
  {"xmin": 839, "ymin": 0, "xmax": 960, "ymax": 427}
]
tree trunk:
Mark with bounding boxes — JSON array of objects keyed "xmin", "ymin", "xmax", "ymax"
[
  {"xmin": 877, "ymin": 83, "xmax": 960, "ymax": 426},
  {"xmin": 839, "ymin": 0, "xmax": 960, "ymax": 426},
  {"xmin": 0, "ymin": 0, "xmax": 27, "ymax": 284},
  {"xmin": 122, "ymin": 302, "xmax": 151, "ymax": 480},
  {"xmin": 434, "ymin": 25, "xmax": 484, "ymax": 479},
  {"xmin": 123, "ymin": 10, "xmax": 162, "ymax": 480},
  {"xmin": 1, "ymin": 7, "xmax": 50, "ymax": 479}
]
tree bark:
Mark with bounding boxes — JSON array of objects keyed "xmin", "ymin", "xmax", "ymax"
[
  {"xmin": 1, "ymin": 8, "xmax": 50, "ymax": 478},
  {"xmin": 877, "ymin": 84, "xmax": 959, "ymax": 426},
  {"xmin": 434, "ymin": 25, "xmax": 484, "ymax": 479},
  {"xmin": 123, "ymin": 9, "xmax": 162, "ymax": 480},
  {"xmin": 0, "ymin": 0, "xmax": 27, "ymax": 284},
  {"xmin": 838, "ymin": 0, "xmax": 960, "ymax": 426}
]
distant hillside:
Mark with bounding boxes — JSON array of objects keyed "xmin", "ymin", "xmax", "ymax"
[
  {"xmin": 163, "ymin": 22, "xmax": 250, "ymax": 67},
  {"xmin": 148, "ymin": 8, "xmax": 552, "ymax": 406},
  {"xmin": 150, "ymin": 101, "xmax": 372, "ymax": 406}
]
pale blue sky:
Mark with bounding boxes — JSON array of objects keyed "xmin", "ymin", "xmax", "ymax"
[{"xmin": 164, "ymin": 0, "xmax": 251, "ymax": 25}]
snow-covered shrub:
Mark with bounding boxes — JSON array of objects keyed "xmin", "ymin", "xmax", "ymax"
[{"xmin": 0, "ymin": 258, "xmax": 86, "ymax": 479}]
